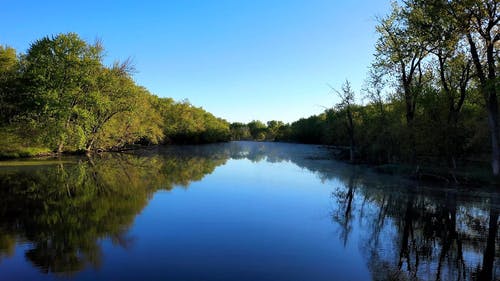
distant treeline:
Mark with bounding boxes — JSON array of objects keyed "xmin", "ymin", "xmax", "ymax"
[
  {"xmin": 0, "ymin": 33, "xmax": 230, "ymax": 157},
  {"xmin": 1, "ymin": 0, "xmax": 498, "ymax": 179},
  {"xmin": 232, "ymin": 0, "xmax": 499, "ymax": 178}
]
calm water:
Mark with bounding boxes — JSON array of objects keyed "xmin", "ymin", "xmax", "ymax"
[{"xmin": 0, "ymin": 141, "xmax": 498, "ymax": 281}]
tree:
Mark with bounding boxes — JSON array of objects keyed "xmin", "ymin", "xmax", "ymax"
[
  {"xmin": 362, "ymin": 69, "xmax": 398, "ymax": 163},
  {"xmin": 0, "ymin": 46, "xmax": 20, "ymax": 124},
  {"xmin": 22, "ymin": 33, "xmax": 103, "ymax": 152},
  {"xmin": 247, "ymin": 120, "xmax": 267, "ymax": 141},
  {"xmin": 230, "ymin": 122, "xmax": 251, "ymax": 140},
  {"xmin": 374, "ymin": 2, "xmax": 429, "ymax": 161},
  {"xmin": 159, "ymin": 99, "xmax": 230, "ymax": 144},
  {"xmin": 402, "ymin": 0, "xmax": 499, "ymax": 176},
  {"xmin": 83, "ymin": 61, "xmax": 163, "ymax": 151},
  {"xmin": 334, "ymin": 80, "xmax": 357, "ymax": 162},
  {"xmin": 266, "ymin": 120, "xmax": 285, "ymax": 141},
  {"xmin": 451, "ymin": 0, "xmax": 500, "ymax": 176},
  {"xmin": 406, "ymin": 0, "xmax": 475, "ymax": 168}
]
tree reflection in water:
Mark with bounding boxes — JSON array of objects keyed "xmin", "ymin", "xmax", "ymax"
[
  {"xmin": 0, "ymin": 141, "xmax": 497, "ymax": 280},
  {"xmin": 330, "ymin": 171, "xmax": 499, "ymax": 281},
  {"xmin": 219, "ymin": 142, "xmax": 499, "ymax": 281},
  {"xmin": 0, "ymin": 149, "xmax": 228, "ymax": 275}
]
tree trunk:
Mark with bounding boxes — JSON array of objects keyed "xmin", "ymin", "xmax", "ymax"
[
  {"xmin": 347, "ymin": 108, "xmax": 355, "ymax": 162},
  {"xmin": 404, "ymin": 81, "xmax": 417, "ymax": 163},
  {"xmin": 486, "ymin": 38, "xmax": 499, "ymax": 176},
  {"xmin": 57, "ymin": 142, "xmax": 64, "ymax": 154},
  {"xmin": 348, "ymin": 126, "xmax": 355, "ymax": 163},
  {"xmin": 466, "ymin": 32, "xmax": 499, "ymax": 176},
  {"xmin": 486, "ymin": 100, "xmax": 500, "ymax": 176},
  {"xmin": 86, "ymin": 138, "xmax": 95, "ymax": 152}
]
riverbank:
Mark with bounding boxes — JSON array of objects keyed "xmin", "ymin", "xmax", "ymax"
[
  {"xmin": 0, "ymin": 147, "xmax": 53, "ymax": 160},
  {"xmin": 1, "ymin": 140, "xmax": 496, "ymax": 187},
  {"xmin": 0, "ymin": 133, "xmax": 53, "ymax": 159},
  {"xmin": 1, "ymin": 141, "xmax": 497, "ymax": 281},
  {"xmin": 321, "ymin": 145, "xmax": 497, "ymax": 187},
  {"xmin": 373, "ymin": 162, "xmax": 496, "ymax": 187},
  {"xmin": 0, "ymin": 144, "xmax": 152, "ymax": 160}
]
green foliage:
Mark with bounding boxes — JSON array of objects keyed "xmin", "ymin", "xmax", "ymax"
[
  {"xmin": 21, "ymin": 33, "xmax": 103, "ymax": 151},
  {"xmin": 267, "ymin": 120, "xmax": 289, "ymax": 141},
  {"xmin": 0, "ymin": 129, "xmax": 51, "ymax": 159},
  {"xmin": 288, "ymin": 115, "xmax": 328, "ymax": 144},
  {"xmin": 247, "ymin": 120, "xmax": 267, "ymax": 141},
  {"xmin": 159, "ymin": 99, "xmax": 230, "ymax": 144},
  {"xmin": 0, "ymin": 33, "xmax": 230, "ymax": 156},
  {"xmin": 0, "ymin": 11, "xmax": 496, "ymax": 175},
  {"xmin": 243, "ymin": 0, "xmax": 492, "ymax": 173},
  {"xmin": 0, "ymin": 45, "xmax": 21, "ymax": 124},
  {"xmin": 229, "ymin": 120, "xmax": 289, "ymax": 142},
  {"xmin": 229, "ymin": 122, "xmax": 252, "ymax": 140}
]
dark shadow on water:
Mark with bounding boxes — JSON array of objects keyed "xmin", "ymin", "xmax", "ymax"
[
  {"xmin": 325, "ymin": 157, "xmax": 500, "ymax": 280},
  {"xmin": 0, "ymin": 149, "xmax": 228, "ymax": 275},
  {"xmin": 0, "ymin": 141, "xmax": 497, "ymax": 280}
]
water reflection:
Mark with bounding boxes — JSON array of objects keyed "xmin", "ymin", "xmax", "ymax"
[
  {"xmin": 0, "ymin": 141, "xmax": 498, "ymax": 280},
  {"xmin": 0, "ymin": 150, "xmax": 227, "ymax": 275},
  {"xmin": 329, "ymin": 172, "xmax": 500, "ymax": 280},
  {"xmin": 235, "ymin": 142, "xmax": 499, "ymax": 280}
]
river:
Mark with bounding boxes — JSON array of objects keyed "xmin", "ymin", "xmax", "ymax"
[{"xmin": 0, "ymin": 141, "xmax": 498, "ymax": 281}]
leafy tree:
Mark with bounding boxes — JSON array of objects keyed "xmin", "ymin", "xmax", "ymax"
[
  {"xmin": 159, "ymin": 99, "xmax": 230, "ymax": 144},
  {"xmin": 451, "ymin": 0, "xmax": 500, "ymax": 176},
  {"xmin": 84, "ymin": 64, "xmax": 163, "ymax": 151},
  {"xmin": 0, "ymin": 33, "xmax": 231, "ymax": 156},
  {"xmin": 229, "ymin": 122, "xmax": 251, "ymax": 140},
  {"xmin": 247, "ymin": 120, "xmax": 267, "ymax": 141},
  {"xmin": 0, "ymin": 45, "xmax": 20, "ymax": 124},
  {"xmin": 266, "ymin": 120, "xmax": 285, "ymax": 141},
  {"xmin": 374, "ymin": 2, "xmax": 430, "ymax": 161},
  {"xmin": 22, "ymin": 33, "xmax": 103, "ymax": 152},
  {"xmin": 334, "ymin": 80, "xmax": 356, "ymax": 162}
]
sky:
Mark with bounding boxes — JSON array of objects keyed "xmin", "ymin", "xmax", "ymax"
[{"xmin": 1, "ymin": 0, "xmax": 391, "ymax": 123}]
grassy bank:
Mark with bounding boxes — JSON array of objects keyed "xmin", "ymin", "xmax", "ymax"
[
  {"xmin": 0, "ymin": 147, "xmax": 52, "ymax": 160},
  {"xmin": 0, "ymin": 131, "xmax": 52, "ymax": 160}
]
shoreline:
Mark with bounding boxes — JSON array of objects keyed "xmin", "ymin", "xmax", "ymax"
[{"xmin": 1, "ymin": 141, "xmax": 497, "ymax": 188}]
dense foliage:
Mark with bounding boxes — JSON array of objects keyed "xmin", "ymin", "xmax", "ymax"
[
  {"xmin": 1, "ymin": 0, "xmax": 498, "ymax": 180},
  {"xmin": 231, "ymin": 0, "xmax": 498, "ymax": 179},
  {"xmin": 0, "ymin": 33, "xmax": 230, "ymax": 156}
]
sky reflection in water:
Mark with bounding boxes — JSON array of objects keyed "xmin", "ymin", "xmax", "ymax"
[{"xmin": 0, "ymin": 141, "xmax": 498, "ymax": 281}]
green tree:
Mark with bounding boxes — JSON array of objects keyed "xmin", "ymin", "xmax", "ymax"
[
  {"xmin": 374, "ymin": 2, "xmax": 429, "ymax": 161},
  {"xmin": 396, "ymin": 0, "xmax": 499, "ymax": 176},
  {"xmin": 230, "ymin": 122, "xmax": 251, "ymax": 140},
  {"xmin": 0, "ymin": 45, "xmax": 20, "ymax": 124},
  {"xmin": 452, "ymin": 0, "xmax": 500, "ymax": 176},
  {"xmin": 247, "ymin": 120, "xmax": 267, "ymax": 141},
  {"xmin": 22, "ymin": 33, "xmax": 103, "ymax": 152},
  {"xmin": 84, "ymin": 62, "xmax": 163, "ymax": 151},
  {"xmin": 159, "ymin": 99, "xmax": 230, "ymax": 144},
  {"xmin": 334, "ymin": 80, "xmax": 356, "ymax": 162},
  {"xmin": 266, "ymin": 120, "xmax": 285, "ymax": 141}
]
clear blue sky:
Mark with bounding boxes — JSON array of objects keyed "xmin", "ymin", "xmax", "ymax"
[{"xmin": 1, "ymin": 0, "xmax": 391, "ymax": 123}]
